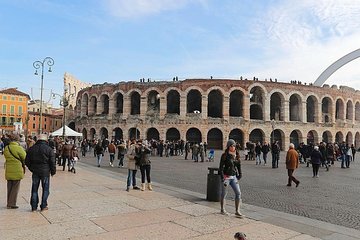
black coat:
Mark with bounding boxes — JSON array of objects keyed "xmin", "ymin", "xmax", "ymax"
[
  {"xmin": 25, "ymin": 140, "xmax": 56, "ymax": 177},
  {"xmin": 219, "ymin": 152, "xmax": 242, "ymax": 181}
]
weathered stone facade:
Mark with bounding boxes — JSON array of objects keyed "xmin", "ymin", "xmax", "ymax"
[{"xmin": 73, "ymin": 79, "xmax": 360, "ymax": 150}]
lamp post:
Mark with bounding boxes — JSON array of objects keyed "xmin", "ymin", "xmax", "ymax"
[
  {"xmin": 33, "ymin": 57, "xmax": 54, "ymax": 134},
  {"xmin": 271, "ymin": 119, "xmax": 275, "ymax": 143},
  {"xmin": 53, "ymin": 86, "xmax": 74, "ymax": 140}
]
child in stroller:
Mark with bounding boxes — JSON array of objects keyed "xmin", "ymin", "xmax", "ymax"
[
  {"xmin": 208, "ymin": 149, "xmax": 215, "ymax": 162},
  {"xmin": 70, "ymin": 145, "xmax": 79, "ymax": 173}
]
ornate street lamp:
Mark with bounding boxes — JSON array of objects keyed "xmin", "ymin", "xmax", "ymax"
[{"xmin": 33, "ymin": 57, "xmax": 54, "ymax": 134}]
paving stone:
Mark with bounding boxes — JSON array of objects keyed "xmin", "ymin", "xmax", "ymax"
[{"xmin": 171, "ymin": 203, "xmax": 219, "ymax": 216}]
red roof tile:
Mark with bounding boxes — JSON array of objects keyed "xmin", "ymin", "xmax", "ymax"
[{"xmin": 0, "ymin": 88, "xmax": 30, "ymax": 98}]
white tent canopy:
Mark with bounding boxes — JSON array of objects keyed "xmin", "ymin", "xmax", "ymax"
[{"xmin": 51, "ymin": 125, "xmax": 82, "ymax": 137}]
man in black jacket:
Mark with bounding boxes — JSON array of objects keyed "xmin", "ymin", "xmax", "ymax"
[{"xmin": 25, "ymin": 134, "xmax": 56, "ymax": 212}]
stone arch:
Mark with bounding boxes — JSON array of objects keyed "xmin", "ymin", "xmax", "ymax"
[
  {"xmin": 290, "ymin": 130, "xmax": 302, "ymax": 148},
  {"xmin": 90, "ymin": 128, "xmax": 96, "ymax": 140},
  {"xmin": 167, "ymin": 89, "xmax": 180, "ymax": 114},
  {"xmin": 147, "ymin": 90, "xmax": 160, "ymax": 114},
  {"xmin": 100, "ymin": 94, "xmax": 109, "ymax": 114},
  {"xmin": 114, "ymin": 92, "xmax": 124, "ymax": 114},
  {"xmin": 289, "ymin": 93, "xmax": 303, "ymax": 121},
  {"xmin": 335, "ymin": 131, "xmax": 344, "ymax": 143},
  {"xmin": 229, "ymin": 128, "xmax": 244, "ymax": 148},
  {"xmin": 306, "ymin": 95, "xmax": 318, "ymax": 123},
  {"xmin": 271, "ymin": 129, "xmax": 285, "ymax": 150},
  {"xmin": 82, "ymin": 128, "xmax": 87, "ymax": 139},
  {"xmin": 81, "ymin": 93, "xmax": 89, "ymax": 116},
  {"xmin": 113, "ymin": 127, "xmax": 123, "ymax": 141},
  {"xmin": 89, "ymin": 95, "xmax": 97, "ymax": 116},
  {"xmin": 129, "ymin": 127, "xmax": 140, "ymax": 140},
  {"xmin": 186, "ymin": 127, "xmax": 202, "ymax": 143},
  {"xmin": 346, "ymin": 131, "xmax": 353, "ymax": 145},
  {"xmin": 76, "ymin": 98, "xmax": 81, "ymax": 116},
  {"xmin": 187, "ymin": 89, "xmax": 202, "ymax": 113},
  {"xmin": 229, "ymin": 90, "xmax": 244, "ymax": 117},
  {"xmin": 346, "ymin": 100, "xmax": 353, "ymax": 121},
  {"xmin": 147, "ymin": 127, "xmax": 160, "ymax": 140},
  {"xmin": 355, "ymin": 102, "xmax": 360, "ymax": 121},
  {"xmin": 130, "ymin": 91, "xmax": 141, "ymax": 115},
  {"xmin": 208, "ymin": 89, "xmax": 223, "ymax": 118},
  {"xmin": 249, "ymin": 128, "xmax": 265, "ymax": 143},
  {"xmin": 270, "ymin": 92, "xmax": 285, "ymax": 121},
  {"xmin": 322, "ymin": 131, "xmax": 333, "ymax": 143},
  {"xmin": 207, "ymin": 128, "xmax": 223, "ymax": 150},
  {"xmin": 249, "ymin": 86, "xmax": 265, "ymax": 120},
  {"xmin": 355, "ymin": 132, "xmax": 360, "ymax": 149},
  {"xmin": 321, "ymin": 96, "xmax": 333, "ymax": 123},
  {"xmin": 335, "ymin": 97, "xmax": 345, "ymax": 120},
  {"xmin": 100, "ymin": 127, "xmax": 108, "ymax": 139},
  {"xmin": 307, "ymin": 130, "xmax": 319, "ymax": 145},
  {"xmin": 166, "ymin": 128, "xmax": 181, "ymax": 141}
]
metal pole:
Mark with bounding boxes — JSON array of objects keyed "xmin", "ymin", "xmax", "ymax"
[{"xmin": 62, "ymin": 98, "xmax": 66, "ymax": 140}]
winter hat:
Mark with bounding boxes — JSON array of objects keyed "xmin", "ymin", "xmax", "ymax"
[
  {"xmin": 38, "ymin": 133, "xmax": 48, "ymax": 141},
  {"xmin": 226, "ymin": 139, "xmax": 236, "ymax": 148}
]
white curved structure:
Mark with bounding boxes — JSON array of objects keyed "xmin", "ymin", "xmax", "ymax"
[{"xmin": 314, "ymin": 48, "xmax": 360, "ymax": 86}]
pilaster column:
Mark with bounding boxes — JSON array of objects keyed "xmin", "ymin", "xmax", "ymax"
[
  {"xmin": 123, "ymin": 96, "xmax": 130, "ymax": 118},
  {"xmin": 96, "ymin": 100, "xmax": 102, "ymax": 115},
  {"xmin": 223, "ymin": 95, "xmax": 229, "ymax": 122},
  {"xmin": 140, "ymin": 96, "xmax": 147, "ymax": 119},
  {"xmin": 317, "ymin": 102, "xmax": 322, "ymax": 123},
  {"xmin": 302, "ymin": 101, "xmax": 307, "ymax": 123},
  {"xmin": 159, "ymin": 96, "xmax": 166, "ymax": 120},
  {"xmin": 201, "ymin": 95, "xmax": 208, "ymax": 119},
  {"xmin": 108, "ymin": 99, "xmax": 115, "ymax": 116},
  {"xmin": 243, "ymin": 95, "xmax": 250, "ymax": 120},
  {"xmin": 264, "ymin": 96, "xmax": 270, "ymax": 121},
  {"xmin": 284, "ymin": 100, "xmax": 289, "ymax": 122},
  {"xmin": 180, "ymin": 95, "xmax": 186, "ymax": 120}
]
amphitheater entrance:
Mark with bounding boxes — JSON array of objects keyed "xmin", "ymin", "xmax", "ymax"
[
  {"xmin": 82, "ymin": 128, "xmax": 87, "ymax": 139},
  {"xmin": 229, "ymin": 90, "xmax": 243, "ymax": 117},
  {"xmin": 306, "ymin": 96, "xmax": 317, "ymax": 122},
  {"xmin": 167, "ymin": 90, "xmax": 180, "ymax": 114},
  {"xmin": 229, "ymin": 129, "xmax": 244, "ymax": 147},
  {"xmin": 270, "ymin": 92, "xmax": 284, "ymax": 121},
  {"xmin": 130, "ymin": 92, "xmax": 140, "ymax": 115},
  {"xmin": 90, "ymin": 128, "xmax": 96, "ymax": 140},
  {"xmin": 335, "ymin": 131, "xmax": 344, "ymax": 143},
  {"xmin": 307, "ymin": 130, "xmax": 318, "ymax": 145},
  {"xmin": 346, "ymin": 132, "xmax": 353, "ymax": 145},
  {"xmin": 129, "ymin": 128, "xmax": 140, "ymax": 140},
  {"xmin": 187, "ymin": 89, "xmax": 202, "ymax": 113},
  {"xmin": 100, "ymin": 94, "xmax": 109, "ymax": 114},
  {"xmin": 290, "ymin": 130, "xmax": 302, "ymax": 148},
  {"xmin": 186, "ymin": 128, "xmax": 202, "ymax": 144},
  {"xmin": 115, "ymin": 93, "xmax": 123, "ymax": 114},
  {"xmin": 113, "ymin": 128, "xmax": 123, "ymax": 141},
  {"xmin": 250, "ymin": 86, "xmax": 264, "ymax": 120},
  {"xmin": 147, "ymin": 128, "xmax": 160, "ymax": 140},
  {"xmin": 207, "ymin": 128, "xmax": 223, "ymax": 150},
  {"xmin": 322, "ymin": 97, "xmax": 332, "ymax": 123},
  {"xmin": 249, "ymin": 129, "xmax": 264, "ymax": 144},
  {"xmin": 322, "ymin": 131, "xmax": 332, "ymax": 143},
  {"xmin": 355, "ymin": 132, "xmax": 360, "ymax": 149},
  {"xmin": 166, "ymin": 128, "xmax": 180, "ymax": 141},
  {"xmin": 100, "ymin": 127, "xmax": 108, "ymax": 139},
  {"xmin": 271, "ymin": 129, "xmax": 284, "ymax": 149},
  {"xmin": 208, "ymin": 90, "xmax": 223, "ymax": 118},
  {"xmin": 289, "ymin": 94, "xmax": 302, "ymax": 121}
]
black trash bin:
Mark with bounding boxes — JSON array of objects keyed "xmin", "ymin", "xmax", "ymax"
[{"xmin": 206, "ymin": 167, "xmax": 222, "ymax": 202}]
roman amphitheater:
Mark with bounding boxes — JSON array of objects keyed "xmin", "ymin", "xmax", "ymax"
[{"xmin": 72, "ymin": 78, "xmax": 360, "ymax": 150}]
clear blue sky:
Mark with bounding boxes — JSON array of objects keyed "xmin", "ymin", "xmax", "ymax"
[{"xmin": 1, "ymin": 0, "xmax": 360, "ymax": 106}]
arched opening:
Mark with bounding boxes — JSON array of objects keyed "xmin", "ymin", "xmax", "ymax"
[
  {"xmin": 100, "ymin": 94, "xmax": 109, "ymax": 114},
  {"xmin": 229, "ymin": 90, "xmax": 243, "ymax": 117},
  {"xmin": 207, "ymin": 128, "xmax": 223, "ymax": 150},
  {"xmin": 76, "ymin": 99, "xmax": 81, "ymax": 116},
  {"xmin": 89, "ymin": 96, "xmax": 97, "ymax": 116},
  {"xmin": 271, "ymin": 129, "xmax": 284, "ymax": 149},
  {"xmin": 68, "ymin": 121, "xmax": 75, "ymax": 130},
  {"xmin": 335, "ymin": 131, "xmax": 344, "ymax": 143},
  {"xmin": 186, "ymin": 128, "xmax": 202, "ymax": 143},
  {"xmin": 81, "ymin": 94, "xmax": 88, "ymax": 116},
  {"xmin": 147, "ymin": 90, "xmax": 160, "ymax": 114},
  {"xmin": 166, "ymin": 128, "xmax": 180, "ymax": 141},
  {"xmin": 306, "ymin": 96, "xmax": 317, "ymax": 123},
  {"xmin": 90, "ymin": 128, "xmax": 96, "ymax": 140},
  {"xmin": 100, "ymin": 127, "xmax": 108, "ymax": 139},
  {"xmin": 115, "ymin": 93, "xmax": 123, "ymax": 114},
  {"xmin": 147, "ymin": 128, "xmax": 160, "ymax": 140},
  {"xmin": 307, "ymin": 130, "xmax": 318, "ymax": 145},
  {"xmin": 355, "ymin": 132, "xmax": 360, "ymax": 149},
  {"xmin": 167, "ymin": 90, "xmax": 180, "ymax": 114},
  {"xmin": 322, "ymin": 97, "xmax": 332, "ymax": 123},
  {"xmin": 249, "ymin": 129, "xmax": 264, "ymax": 143},
  {"xmin": 129, "ymin": 127, "xmax": 140, "ymax": 140},
  {"xmin": 130, "ymin": 92, "xmax": 141, "ymax": 115},
  {"xmin": 187, "ymin": 89, "xmax": 202, "ymax": 113},
  {"xmin": 250, "ymin": 86, "xmax": 264, "ymax": 120},
  {"xmin": 229, "ymin": 129, "xmax": 244, "ymax": 147},
  {"xmin": 114, "ymin": 127, "xmax": 123, "ymax": 141},
  {"xmin": 346, "ymin": 132, "xmax": 353, "ymax": 145},
  {"xmin": 289, "ymin": 94, "xmax": 302, "ymax": 121},
  {"xmin": 335, "ymin": 99, "xmax": 345, "ymax": 120},
  {"xmin": 346, "ymin": 100, "xmax": 353, "ymax": 121},
  {"xmin": 208, "ymin": 90, "xmax": 223, "ymax": 118},
  {"xmin": 82, "ymin": 128, "xmax": 87, "ymax": 139},
  {"xmin": 322, "ymin": 131, "xmax": 332, "ymax": 143},
  {"xmin": 355, "ymin": 102, "xmax": 360, "ymax": 121},
  {"xmin": 270, "ymin": 92, "xmax": 284, "ymax": 121},
  {"xmin": 290, "ymin": 130, "xmax": 302, "ymax": 148}
]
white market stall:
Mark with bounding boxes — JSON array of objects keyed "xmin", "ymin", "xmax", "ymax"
[{"xmin": 50, "ymin": 126, "xmax": 82, "ymax": 137}]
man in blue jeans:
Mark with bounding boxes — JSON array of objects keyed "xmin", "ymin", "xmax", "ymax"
[{"xmin": 25, "ymin": 134, "xmax": 56, "ymax": 212}]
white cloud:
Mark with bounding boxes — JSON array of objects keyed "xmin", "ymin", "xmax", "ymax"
[{"xmin": 104, "ymin": 0, "xmax": 205, "ymax": 18}]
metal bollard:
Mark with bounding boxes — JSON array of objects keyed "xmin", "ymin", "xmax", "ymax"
[{"xmin": 206, "ymin": 167, "xmax": 221, "ymax": 202}]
